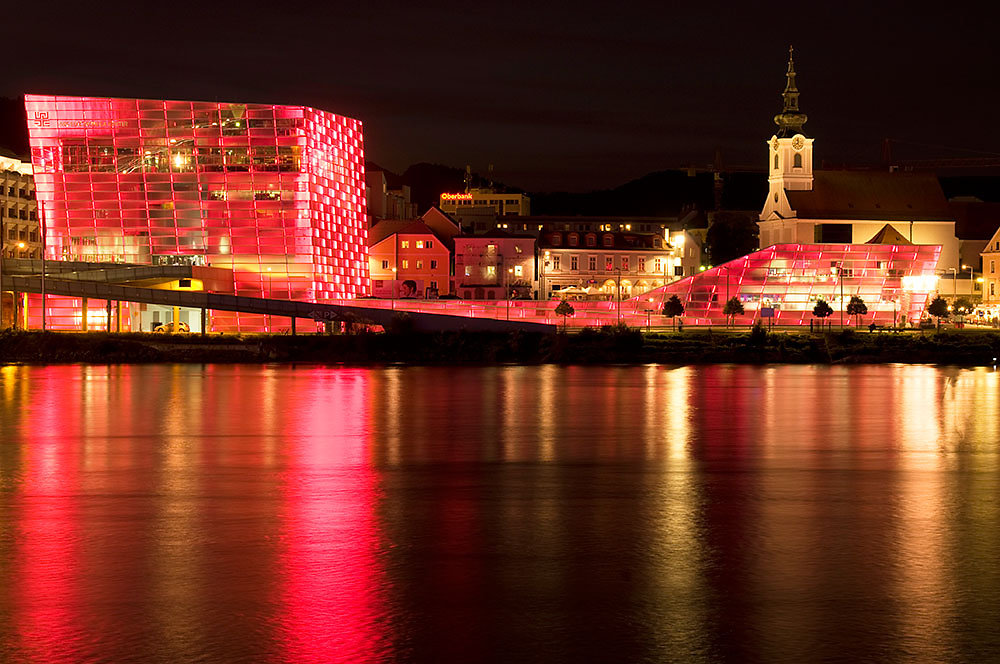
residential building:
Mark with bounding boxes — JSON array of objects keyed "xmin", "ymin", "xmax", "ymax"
[
  {"xmin": 23, "ymin": 94, "xmax": 367, "ymax": 331},
  {"xmin": 366, "ymin": 169, "xmax": 417, "ymax": 223},
  {"xmin": 0, "ymin": 153, "xmax": 39, "ymax": 259},
  {"xmin": 369, "ymin": 219, "xmax": 452, "ymax": 297},
  {"xmin": 980, "ymin": 229, "xmax": 1000, "ymax": 310},
  {"xmin": 454, "ymin": 231, "xmax": 536, "ymax": 299},
  {"xmin": 538, "ymin": 228, "xmax": 701, "ymax": 300}
]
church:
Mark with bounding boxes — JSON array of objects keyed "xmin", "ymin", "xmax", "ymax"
[{"xmin": 756, "ymin": 48, "xmax": 960, "ymax": 272}]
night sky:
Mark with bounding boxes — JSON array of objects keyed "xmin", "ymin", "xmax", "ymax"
[{"xmin": 5, "ymin": 1, "xmax": 998, "ymax": 191}]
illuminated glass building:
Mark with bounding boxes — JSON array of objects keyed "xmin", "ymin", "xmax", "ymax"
[
  {"xmin": 24, "ymin": 95, "xmax": 367, "ymax": 331},
  {"xmin": 649, "ymin": 242, "xmax": 941, "ymax": 327}
]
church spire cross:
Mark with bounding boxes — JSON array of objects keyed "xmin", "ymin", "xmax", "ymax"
[{"xmin": 774, "ymin": 45, "xmax": 807, "ymax": 137}]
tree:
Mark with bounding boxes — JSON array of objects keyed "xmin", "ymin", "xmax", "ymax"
[
  {"xmin": 554, "ymin": 299, "xmax": 575, "ymax": 330},
  {"xmin": 662, "ymin": 295, "xmax": 684, "ymax": 330},
  {"xmin": 722, "ymin": 296, "xmax": 744, "ymax": 328},
  {"xmin": 705, "ymin": 211, "xmax": 760, "ymax": 266},
  {"xmin": 813, "ymin": 299, "xmax": 834, "ymax": 329},
  {"xmin": 927, "ymin": 296, "xmax": 950, "ymax": 328},
  {"xmin": 846, "ymin": 295, "xmax": 868, "ymax": 328},
  {"xmin": 953, "ymin": 297, "xmax": 974, "ymax": 316}
]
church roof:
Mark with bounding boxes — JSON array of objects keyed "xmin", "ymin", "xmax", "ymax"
[
  {"xmin": 785, "ymin": 171, "xmax": 954, "ymax": 222},
  {"xmin": 865, "ymin": 224, "xmax": 913, "ymax": 245}
]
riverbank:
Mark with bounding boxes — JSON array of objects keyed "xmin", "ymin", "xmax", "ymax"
[{"xmin": 3, "ymin": 327, "xmax": 1000, "ymax": 365}]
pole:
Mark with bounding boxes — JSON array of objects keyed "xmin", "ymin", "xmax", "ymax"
[
  {"xmin": 839, "ymin": 265, "xmax": 844, "ymax": 329},
  {"xmin": 616, "ymin": 267, "xmax": 621, "ymax": 323},
  {"xmin": 39, "ymin": 198, "xmax": 46, "ymax": 331}
]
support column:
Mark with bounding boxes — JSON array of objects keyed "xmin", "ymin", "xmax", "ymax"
[
  {"xmin": 116, "ymin": 301, "xmax": 122, "ymax": 333},
  {"xmin": 200, "ymin": 308, "xmax": 206, "ymax": 337},
  {"xmin": 291, "ymin": 317, "xmax": 296, "ymax": 336},
  {"xmin": 82, "ymin": 297, "xmax": 88, "ymax": 332},
  {"xmin": 20, "ymin": 292, "xmax": 27, "ymax": 330},
  {"xmin": 172, "ymin": 306, "xmax": 180, "ymax": 332},
  {"xmin": 106, "ymin": 300, "xmax": 112, "ymax": 333}
]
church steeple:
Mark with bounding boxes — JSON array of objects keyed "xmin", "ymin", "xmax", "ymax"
[{"xmin": 774, "ymin": 46, "xmax": 807, "ymax": 137}]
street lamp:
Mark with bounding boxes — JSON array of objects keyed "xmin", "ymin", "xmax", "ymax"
[
  {"xmin": 963, "ymin": 264, "xmax": 974, "ymax": 296},
  {"xmin": 390, "ymin": 266, "xmax": 397, "ymax": 310},
  {"xmin": 506, "ymin": 266, "xmax": 513, "ymax": 320}
]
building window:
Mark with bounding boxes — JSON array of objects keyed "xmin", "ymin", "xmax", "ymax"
[
  {"xmin": 426, "ymin": 240, "xmax": 433, "ymax": 249},
  {"xmin": 992, "ymin": 283, "xmax": 996, "ymax": 296},
  {"xmin": 487, "ymin": 265, "xmax": 496, "ymax": 277},
  {"xmin": 675, "ymin": 265, "xmax": 684, "ymax": 276},
  {"xmin": 551, "ymin": 234, "xmax": 561, "ymax": 246},
  {"xmin": 416, "ymin": 240, "xmax": 424, "ymax": 248},
  {"xmin": 654, "ymin": 258, "xmax": 662, "ymax": 273},
  {"xmin": 605, "ymin": 257, "xmax": 613, "ymax": 271},
  {"xmin": 621, "ymin": 256, "xmax": 629, "ymax": 271},
  {"xmin": 430, "ymin": 280, "xmax": 438, "ymax": 290},
  {"xmin": 589, "ymin": 256, "xmax": 597, "ymax": 271},
  {"xmin": 638, "ymin": 257, "xmax": 646, "ymax": 272},
  {"xmin": 603, "ymin": 235, "xmax": 613, "ymax": 247},
  {"xmin": 992, "ymin": 260, "xmax": 996, "ymax": 274},
  {"xmin": 401, "ymin": 240, "xmax": 410, "ymax": 248},
  {"xmin": 586, "ymin": 234, "xmax": 596, "ymax": 247},
  {"xmin": 552, "ymin": 256, "xmax": 560, "ymax": 270},
  {"xmin": 431, "ymin": 260, "xmax": 438, "ymax": 269},
  {"xmin": 401, "ymin": 260, "xmax": 409, "ymax": 269},
  {"xmin": 464, "ymin": 266, "xmax": 472, "ymax": 277},
  {"xmin": 381, "ymin": 260, "xmax": 389, "ymax": 269},
  {"xmin": 774, "ymin": 154, "xmax": 779, "ymax": 170},
  {"xmin": 514, "ymin": 265, "xmax": 523, "ymax": 276},
  {"xmin": 568, "ymin": 233, "xmax": 579, "ymax": 246},
  {"xmin": 416, "ymin": 261, "xmax": 423, "ymax": 269},
  {"xmin": 793, "ymin": 153, "xmax": 802, "ymax": 168},
  {"xmin": 571, "ymin": 256, "xmax": 578, "ymax": 270}
]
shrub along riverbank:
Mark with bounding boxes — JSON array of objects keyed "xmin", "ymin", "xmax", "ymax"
[{"xmin": 3, "ymin": 326, "xmax": 1000, "ymax": 366}]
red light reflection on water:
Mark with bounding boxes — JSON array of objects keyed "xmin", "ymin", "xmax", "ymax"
[
  {"xmin": 10, "ymin": 367, "xmax": 85, "ymax": 663},
  {"xmin": 275, "ymin": 369, "xmax": 389, "ymax": 663}
]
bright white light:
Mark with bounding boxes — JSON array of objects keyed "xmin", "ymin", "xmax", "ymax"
[{"xmin": 901, "ymin": 274, "xmax": 939, "ymax": 292}]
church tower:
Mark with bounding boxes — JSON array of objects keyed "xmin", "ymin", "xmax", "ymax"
[{"xmin": 760, "ymin": 47, "xmax": 814, "ymax": 221}]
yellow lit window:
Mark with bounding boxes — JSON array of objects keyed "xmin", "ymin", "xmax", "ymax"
[
  {"xmin": 401, "ymin": 260, "xmax": 409, "ymax": 268},
  {"xmin": 401, "ymin": 240, "xmax": 410, "ymax": 248},
  {"xmin": 416, "ymin": 240, "xmax": 424, "ymax": 248}
]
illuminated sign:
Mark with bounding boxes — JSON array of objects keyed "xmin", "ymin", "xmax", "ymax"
[{"xmin": 440, "ymin": 193, "xmax": 473, "ymax": 201}]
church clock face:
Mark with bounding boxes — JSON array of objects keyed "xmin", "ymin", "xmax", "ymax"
[
  {"xmin": 771, "ymin": 137, "xmax": 780, "ymax": 151},
  {"xmin": 792, "ymin": 135, "xmax": 805, "ymax": 150}
]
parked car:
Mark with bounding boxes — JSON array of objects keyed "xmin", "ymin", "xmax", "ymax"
[{"xmin": 153, "ymin": 321, "xmax": 190, "ymax": 333}]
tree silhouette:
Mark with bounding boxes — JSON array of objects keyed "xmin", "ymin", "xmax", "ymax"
[
  {"xmin": 554, "ymin": 299, "xmax": 575, "ymax": 330},
  {"xmin": 927, "ymin": 296, "xmax": 949, "ymax": 328},
  {"xmin": 953, "ymin": 297, "xmax": 974, "ymax": 316},
  {"xmin": 722, "ymin": 296, "xmax": 744, "ymax": 328},
  {"xmin": 813, "ymin": 299, "xmax": 834, "ymax": 329},
  {"xmin": 662, "ymin": 295, "xmax": 684, "ymax": 330},
  {"xmin": 846, "ymin": 295, "xmax": 868, "ymax": 328}
]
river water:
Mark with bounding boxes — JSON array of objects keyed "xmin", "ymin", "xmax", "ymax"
[{"xmin": 1, "ymin": 364, "xmax": 999, "ymax": 663}]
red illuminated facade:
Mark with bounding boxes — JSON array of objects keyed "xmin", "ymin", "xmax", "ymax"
[
  {"xmin": 649, "ymin": 243, "xmax": 942, "ymax": 326},
  {"xmin": 24, "ymin": 95, "xmax": 367, "ymax": 331}
]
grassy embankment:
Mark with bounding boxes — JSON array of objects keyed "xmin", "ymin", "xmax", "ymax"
[{"xmin": 2, "ymin": 325, "xmax": 1000, "ymax": 365}]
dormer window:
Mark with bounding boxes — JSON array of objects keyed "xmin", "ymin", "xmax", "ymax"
[
  {"xmin": 551, "ymin": 234, "xmax": 561, "ymax": 246},
  {"xmin": 568, "ymin": 233, "xmax": 579, "ymax": 246},
  {"xmin": 586, "ymin": 234, "xmax": 596, "ymax": 247},
  {"xmin": 602, "ymin": 234, "xmax": 613, "ymax": 247}
]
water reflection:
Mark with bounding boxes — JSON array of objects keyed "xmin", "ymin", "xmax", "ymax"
[{"xmin": 0, "ymin": 364, "xmax": 999, "ymax": 662}]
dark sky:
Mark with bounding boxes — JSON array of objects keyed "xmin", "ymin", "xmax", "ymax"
[{"xmin": 5, "ymin": 1, "xmax": 999, "ymax": 191}]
